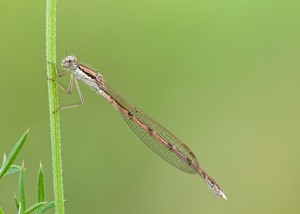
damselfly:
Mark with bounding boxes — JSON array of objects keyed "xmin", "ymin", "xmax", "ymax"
[{"xmin": 52, "ymin": 55, "xmax": 227, "ymax": 200}]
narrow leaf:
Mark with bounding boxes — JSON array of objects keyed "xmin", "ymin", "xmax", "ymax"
[
  {"xmin": 18, "ymin": 203, "xmax": 22, "ymax": 214},
  {"xmin": 4, "ymin": 165, "xmax": 22, "ymax": 176},
  {"xmin": 0, "ymin": 153, "xmax": 6, "ymax": 170},
  {"xmin": 39, "ymin": 201, "xmax": 55, "ymax": 213},
  {"xmin": 0, "ymin": 206, "xmax": 4, "ymax": 214},
  {"xmin": 37, "ymin": 162, "xmax": 44, "ymax": 202},
  {"xmin": 0, "ymin": 129, "xmax": 29, "ymax": 180},
  {"xmin": 19, "ymin": 163, "xmax": 26, "ymax": 212},
  {"xmin": 25, "ymin": 202, "xmax": 46, "ymax": 214},
  {"xmin": 36, "ymin": 162, "xmax": 44, "ymax": 214},
  {"xmin": 14, "ymin": 194, "xmax": 19, "ymax": 210}
]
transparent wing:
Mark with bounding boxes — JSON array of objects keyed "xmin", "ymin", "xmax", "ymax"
[{"xmin": 105, "ymin": 83, "xmax": 199, "ymax": 174}]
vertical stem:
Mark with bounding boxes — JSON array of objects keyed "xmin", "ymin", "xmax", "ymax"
[{"xmin": 45, "ymin": 0, "xmax": 65, "ymax": 213}]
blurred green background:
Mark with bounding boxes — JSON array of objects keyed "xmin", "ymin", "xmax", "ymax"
[{"xmin": 1, "ymin": 0, "xmax": 300, "ymax": 213}]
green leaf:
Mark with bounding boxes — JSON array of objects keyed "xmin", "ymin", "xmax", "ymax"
[
  {"xmin": 39, "ymin": 201, "xmax": 55, "ymax": 214},
  {"xmin": 14, "ymin": 195, "xmax": 19, "ymax": 210},
  {"xmin": 0, "ymin": 129, "xmax": 29, "ymax": 180},
  {"xmin": 25, "ymin": 202, "xmax": 46, "ymax": 214},
  {"xmin": 0, "ymin": 206, "xmax": 4, "ymax": 214},
  {"xmin": 18, "ymin": 203, "xmax": 22, "ymax": 214},
  {"xmin": 19, "ymin": 163, "xmax": 26, "ymax": 212},
  {"xmin": 36, "ymin": 162, "xmax": 44, "ymax": 214},
  {"xmin": 0, "ymin": 153, "xmax": 6, "ymax": 170},
  {"xmin": 4, "ymin": 165, "xmax": 22, "ymax": 176}
]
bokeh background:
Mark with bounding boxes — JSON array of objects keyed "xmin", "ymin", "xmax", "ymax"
[{"xmin": 1, "ymin": 0, "xmax": 299, "ymax": 213}]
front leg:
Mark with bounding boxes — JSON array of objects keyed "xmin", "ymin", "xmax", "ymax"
[
  {"xmin": 48, "ymin": 62, "xmax": 74, "ymax": 94},
  {"xmin": 48, "ymin": 61, "xmax": 69, "ymax": 77},
  {"xmin": 48, "ymin": 62, "xmax": 85, "ymax": 110}
]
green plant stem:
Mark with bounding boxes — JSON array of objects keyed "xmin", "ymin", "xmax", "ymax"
[{"xmin": 46, "ymin": 0, "xmax": 65, "ymax": 213}]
